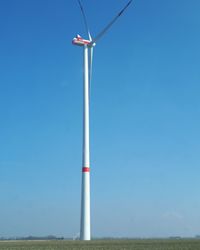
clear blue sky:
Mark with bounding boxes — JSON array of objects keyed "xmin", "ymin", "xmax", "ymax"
[{"xmin": 0, "ymin": 0, "xmax": 200, "ymax": 238}]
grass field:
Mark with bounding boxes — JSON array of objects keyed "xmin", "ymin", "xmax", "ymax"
[{"xmin": 0, "ymin": 239, "xmax": 200, "ymax": 250}]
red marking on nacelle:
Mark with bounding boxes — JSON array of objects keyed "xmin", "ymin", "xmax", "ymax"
[{"xmin": 82, "ymin": 167, "xmax": 90, "ymax": 172}]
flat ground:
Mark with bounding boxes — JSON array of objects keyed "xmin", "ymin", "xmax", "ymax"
[{"xmin": 0, "ymin": 239, "xmax": 200, "ymax": 250}]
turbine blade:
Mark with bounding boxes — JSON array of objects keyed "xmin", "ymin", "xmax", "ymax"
[
  {"xmin": 91, "ymin": 0, "xmax": 133, "ymax": 45},
  {"xmin": 88, "ymin": 47, "xmax": 93, "ymax": 97},
  {"xmin": 77, "ymin": 0, "xmax": 92, "ymax": 41}
]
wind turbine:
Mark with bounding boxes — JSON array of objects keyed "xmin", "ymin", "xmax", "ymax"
[{"xmin": 72, "ymin": 0, "xmax": 133, "ymax": 241}]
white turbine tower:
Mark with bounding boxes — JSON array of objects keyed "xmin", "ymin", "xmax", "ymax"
[{"xmin": 72, "ymin": 0, "xmax": 133, "ymax": 241}]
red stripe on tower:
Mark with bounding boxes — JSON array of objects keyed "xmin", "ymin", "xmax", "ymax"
[{"xmin": 82, "ymin": 167, "xmax": 90, "ymax": 172}]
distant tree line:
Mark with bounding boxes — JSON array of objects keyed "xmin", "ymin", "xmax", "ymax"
[{"xmin": 0, "ymin": 235, "xmax": 64, "ymax": 241}]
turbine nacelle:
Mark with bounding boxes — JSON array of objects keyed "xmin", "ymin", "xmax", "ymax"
[{"xmin": 72, "ymin": 35, "xmax": 96, "ymax": 47}]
